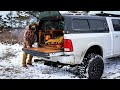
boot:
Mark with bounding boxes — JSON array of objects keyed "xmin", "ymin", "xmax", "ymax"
[
  {"xmin": 22, "ymin": 52, "xmax": 28, "ymax": 67},
  {"xmin": 27, "ymin": 54, "xmax": 33, "ymax": 66}
]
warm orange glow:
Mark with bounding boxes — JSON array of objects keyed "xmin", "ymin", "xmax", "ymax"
[{"xmin": 45, "ymin": 35, "xmax": 51, "ymax": 41}]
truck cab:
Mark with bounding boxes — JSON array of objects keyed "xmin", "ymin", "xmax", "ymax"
[{"xmin": 106, "ymin": 17, "xmax": 120, "ymax": 57}]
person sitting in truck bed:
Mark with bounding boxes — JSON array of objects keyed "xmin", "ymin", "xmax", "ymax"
[{"xmin": 22, "ymin": 22, "xmax": 37, "ymax": 67}]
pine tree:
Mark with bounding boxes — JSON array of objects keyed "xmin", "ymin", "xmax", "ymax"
[
  {"xmin": 0, "ymin": 15, "xmax": 3, "ymax": 30},
  {"xmin": 4, "ymin": 11, "xmax": 14, "ymax": 30},
  {"xmin": 0, "ymin": 15, "xmax": 7, "ymax": 30},
  {"xmin": 25, "ymin": 11, "xmax": 41, "ymax": 20},
  {"xmin": 14, "ymin": 11, "xmax": 30, "ymax": 28}
]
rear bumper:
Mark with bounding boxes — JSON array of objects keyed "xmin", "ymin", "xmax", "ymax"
[
  {"xmin": 40, "ymin": 55, "xmax": 75, "ymax": 65},
  {"xmin": 22, "ymin": 48, "xmax": 75, "ymax": 65}
]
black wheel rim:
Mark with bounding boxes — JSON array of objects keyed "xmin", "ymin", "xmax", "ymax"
[{"xmin": 90, "ymin": 62, "xmax": 102, "ymax": 78}]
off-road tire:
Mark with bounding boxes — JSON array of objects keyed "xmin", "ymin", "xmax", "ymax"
[
  {"xmin": 78, "ymin": 54, "xmax": 104, "ymax": 79},
  {"xmin": 88, "ymin": 55, "xmax": 104, "ymax": 79}
]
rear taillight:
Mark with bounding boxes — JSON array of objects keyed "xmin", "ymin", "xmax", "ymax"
[{"xmin": 64, "ymin": 39, "xmax": 73, "ymax": 52}]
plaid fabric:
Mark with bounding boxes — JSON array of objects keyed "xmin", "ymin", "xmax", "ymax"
[{"xmin": 23, "ymin": 27, "xmax": 34, "ymax": 48}]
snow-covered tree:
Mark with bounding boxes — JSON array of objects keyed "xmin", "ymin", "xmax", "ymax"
[
  {"xmin": 4, "ymin": 11, "xmax": 14, "ymax": 29},
  {"xmin": 0, "ymin": 15, "xmax": 7, "ymax": 30},
  {"xmin": 0, "ymin": 15, "xmax": 4, "ymax": 30},
  {"xmin": 25, "ymin": 11, "xmax": 41, "ymax": 20},
  {"xmin": 15, "ymin": 11, "xmax": 30, "ymax": 28}
]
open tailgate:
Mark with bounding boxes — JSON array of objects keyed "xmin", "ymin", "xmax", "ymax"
[{"xmin": 22, "ymin": 47, "xmax": 64, "ymax": 57}]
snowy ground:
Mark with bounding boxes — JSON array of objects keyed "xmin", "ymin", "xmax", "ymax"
[
  {"xmin": 0, "ymin": 43, "xmax": 78, "ymax": 79},
  {"xmin": 0, "ymin": 43, "xmax": 120, "ymax": 79}
]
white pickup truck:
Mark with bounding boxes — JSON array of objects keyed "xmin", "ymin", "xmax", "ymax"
[{"xmin": 22, "ymin": 11, "xmax": 120, "ymax": 79}]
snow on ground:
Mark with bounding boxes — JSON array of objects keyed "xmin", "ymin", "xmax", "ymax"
[
  {"xmin": 0, "ymin": 43, "xmax": 78, "ymax": 79},
  {"xmin": 1, "ymin": 43, "xmax": 120, "ymax": 79},
  {"xmin": 103, "ymin": 58, "xmax": 120, "ymax": 79}
]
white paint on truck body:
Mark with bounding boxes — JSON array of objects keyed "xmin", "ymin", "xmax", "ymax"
[
  {"xmin": 106, "ymin": 17, "xmax": 120, "ymax": 57},
  {"xmin": 64, "ymin": 33, "xmax": 112, "ymax": 64}
]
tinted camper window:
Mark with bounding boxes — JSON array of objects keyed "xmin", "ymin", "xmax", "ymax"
[
  {"xmin": 88, "ymin": 19, "xmax": 106, "ymax": 31},
  {"xmin": 71, "ymin": 18, "xmax": 108, "ymax": 33},
  {"xmin": 72, "ymin": 19, "xmax": 89, "ymax": 30}
]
